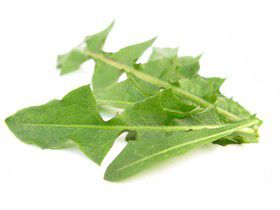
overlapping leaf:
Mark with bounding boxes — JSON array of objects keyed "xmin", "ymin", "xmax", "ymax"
[
  {"xmin": 5, "ymin": 86, "xmax": 194, "ymax": 165},
  {"xmin": 6, "ymin": 85, "xmax": 259, "ymax": 180},
  {"xmin": 56, "ymin": 22, "xmax": 260, "ymax": 145}
]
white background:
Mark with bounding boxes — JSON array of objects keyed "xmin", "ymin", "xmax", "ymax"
[{"xmin": 0, "ymin": 0, "xmax": 279, "ymax": 209}]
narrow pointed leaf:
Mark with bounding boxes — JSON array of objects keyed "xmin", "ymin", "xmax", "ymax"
[{"xmin": 85, "ymin": 21, "xmax": 114, "ymax": 52}]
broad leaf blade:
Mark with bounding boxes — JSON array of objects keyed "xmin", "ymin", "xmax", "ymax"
[
  {"xmin": 104, "ymin": 118, "xmax": 259, "ymax": 181},
  {"xmin": 5, "ymin": 86, "xmax": 192, "ymax": 165},
  {"xmin": 5, "ymin": 85, "xmax": 120, "ymax": 164}
]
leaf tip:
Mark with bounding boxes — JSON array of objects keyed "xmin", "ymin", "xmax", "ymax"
[
  {"xmin": 110, "ymin": 19, "xmax": 116, "ymax": 27},
  {"xmin": 105, "ymin": 20, "xmax": 115, "ymax": 33},
  {"xmin": 5, "ymin": 115, "xmax": 18, "ymax": 138},
  {"xmin": 59, "ymin": 69, "xmax": 67, "ymax": 76},
  {"xmin": 5, "ymin": 115, "xmax": 13, "ymax": 128},
  {"xmin": 196, "ymin": 53, "xmax": 203, "ymax": 60},
  {"xmin": 151, "ymin": 36, "xmax": 158, "ymax": 43},
  {"xmin": 103, "ymin": 167, "xmax": 117, "ymax": 182}
]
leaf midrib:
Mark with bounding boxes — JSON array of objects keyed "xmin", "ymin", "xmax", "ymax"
[
  {"xmin": 19, "ymin": 121, "xmax": 256, "ymax": 136},
  {"xmin": 20, "ymin": 122, "xmax": 223, "ymax": 131}
]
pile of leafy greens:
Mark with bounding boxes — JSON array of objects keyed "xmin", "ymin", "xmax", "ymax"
[{"xmin": 6, "ymin": 22, "xmax": 261, "ymax": 181}]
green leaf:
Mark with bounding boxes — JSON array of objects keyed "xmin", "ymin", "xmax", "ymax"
[
  {"xmin": 85, "ymin": 21, "xmax": 114, "ymax": 52},
  {"xmin": 4, "ymin": 86, "xmax": 194, "ymax": 165},
  {"xmin": 92, "ymin": 37, "xmax": 156, "ymax": 89},
  {"xmin": 92, "ymin": 52, "xmax": 205, "ymax": 110},
  {"xmin": 5, "ymin": 85, "xmax": 119, "ymax": 164},
  {"xmin": 104, "ymin": 118, "xmax": 260, "ymax": 181},
  {"xmin": 92, "ymin": 58, "xmax": 258, "ymax": 142},
  {"xmin": 6, "ymin": 22, "xmax": 263, "ymax": 182},
  {"xmin": 57, "ymin": 49, "xmax": 89, "ymax": 75},
  {"xmin": 7, "ymin": 83, "xmax": 254, "ymax": 167},
  {"xmin": 94, "ymin": 74, "xmax": 259, "ymax": 146},
  {"xmin": 76, "ymin": 24, "xmax": 259, "ymax": 143},
  {"xmin": 95, "ymin": 72, "xmax": 258, "ymax": 145},
  {"xmin": 57, "ymin": 23, "xmax": 258, "ymax": 123},
  {"xmin": 85, "ymin": 48, "xmax": 254, "ymax": 122},
  {"xmin": 57, "ymin": 22, "xmax": 114, "ymax": 75}
]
